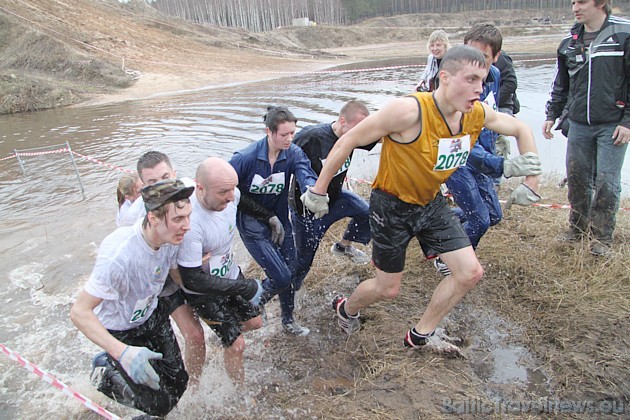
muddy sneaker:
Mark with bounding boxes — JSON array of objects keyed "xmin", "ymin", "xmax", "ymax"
[
  {"xmin": 332, "ymin": 294, "xmax": 361, "ymax": 335},
  {"xmin": 282, "ymin": 321, "xmax": 310, "ymax": 336},
  {"xmin": 590, "ymin": 241, "xmax": 611, "ymax": 257},
  {"xmin": 330, "ymin": 243, "xmax": 370, "ymax": 265},
  {"xmin": 404, "ymin": 327, "xmax": 463, "ymax": 357},
  {"xmin": 90, "ymin": 351, "xmax": 109, "ymax": 388},
  {"xmin": 433, "ymin": 257, "xmax": 451, "ymax": 277}
]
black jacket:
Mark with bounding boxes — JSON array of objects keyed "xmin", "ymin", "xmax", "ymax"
[
  {"xmin": 495, "ymin": 51, "xmax": 519, "ymax": 114},
  {"xmin": 545, "ymin": 15, "xmax": 630, "ymax": 128}
]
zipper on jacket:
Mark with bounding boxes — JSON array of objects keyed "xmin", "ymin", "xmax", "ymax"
[{"xmin": 587, "ymin": 39, "xmax": 592, "ymax": 125}]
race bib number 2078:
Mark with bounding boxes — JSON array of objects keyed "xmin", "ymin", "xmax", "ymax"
[
  {"xmin": 434, "ymin": 135, "xmax": 471, "ymax": 172},
  {"xmin": 249, "ymin": 172, "xmax": 285, "ymax": 195}
]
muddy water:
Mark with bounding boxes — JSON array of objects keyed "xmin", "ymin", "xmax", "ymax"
[{"xmin": 0, "ymin": 61, "xmax": 627, "ymax": 418}]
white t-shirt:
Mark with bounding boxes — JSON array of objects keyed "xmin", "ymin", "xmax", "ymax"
[
  {"xmin": 177, "ymin": 189, "xmax": 241, "ymax": 294},
  {"xmin": 85, "ymin": 222, "xmax": 179, "ymax": 331},
  {"xmin": 117, "ymin": 196, "xmax": 147, "ymax": 227},
  {"xmin": 116, "ymin": 199, "xmax": 133, "ymax": 227}
]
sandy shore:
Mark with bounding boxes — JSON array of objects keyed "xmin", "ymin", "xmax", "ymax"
[{"xmin": 78, "ymin": 31, "xmax": 565, "ymax": 108}]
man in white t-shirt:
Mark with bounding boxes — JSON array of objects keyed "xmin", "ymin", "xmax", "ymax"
[
  {"xmin": 119, "ymin": 151, "xmax": 206, "ymax": 383},
  {"xmin": 70, "ymin": 179, "xmax": 194, "ymax": 417},
  {"xmin": 177, "ymin": 157, "xmax": 263, "ymax": 385}
]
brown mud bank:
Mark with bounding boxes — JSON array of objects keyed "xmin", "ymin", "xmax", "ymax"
[{"xmin": 243, "ymin": 179, "xmax": 628, "ymax": 418}]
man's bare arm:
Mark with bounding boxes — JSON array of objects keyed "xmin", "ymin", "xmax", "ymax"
[
  {"xmin": 311, "ymin": 97, "xmax": 420, "ymax": 194},
  {"xmin": 70, "ymin": 291, "xmax": 127, "ymax": 360}
]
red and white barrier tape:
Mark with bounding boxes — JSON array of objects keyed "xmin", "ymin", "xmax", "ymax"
[
  {"xmin": 15, "ymin": 148, "xmax": 69, "ymax": 157},
  {"xmin": 70, "ymin": 151, "xmax": 133, "ymax": 173},
  {"xmin": 0, "ymin": 344, "xmax": 121, "ymax": 420}
]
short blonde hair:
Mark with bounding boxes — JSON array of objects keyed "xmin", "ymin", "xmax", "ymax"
[{"xmin": 428, "ymin": 29, "xmax": 451, "ymax": 50}]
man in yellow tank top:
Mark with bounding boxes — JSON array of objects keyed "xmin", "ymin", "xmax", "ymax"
[{"xmin": 300, "ymin": 45, "xmax": 542, "ymax": 355}]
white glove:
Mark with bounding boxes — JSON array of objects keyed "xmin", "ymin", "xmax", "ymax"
[
  {"xmin": 505, "ymin": 183, "xmax": 541, "ymax": 210},
  {"xmin": 118, "ymin": 345, "xmax": 162, "ymax": 390},
  {"xmin": 268, "ymin": 216, "xmax": 285, "ymax": 245},
  {"xmin": 300, "ymin": 187, "xmax": 329, "ymax": 219},
  {"xmin": 249, "ymin": 279, "xmax": 264, "ymax": 306},
  {"xmin": 495, "ymin": 135, "xmax": 511, "ymax": 159},
  {"xmin": 503, "ymin": 152, "xmax": 542, "ymax": 178}
]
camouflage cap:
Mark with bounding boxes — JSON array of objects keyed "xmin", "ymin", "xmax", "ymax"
[{"xmin": 141, "ymin": 178, "xmax": 194, "ymax": 212}]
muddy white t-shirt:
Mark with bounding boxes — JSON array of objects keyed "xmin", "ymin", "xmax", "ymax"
[
  {"xmin": 177, "ymin": 189, "xmax": 241, "ymax": 293},
  {"xmin": 85, "ymin": 222, "xmax": 178, "ymax": 331},
  {"xmin": 116, "ymin": 199, "xmax": 134, "ymax": 227},
  {"xmin": 117, "ymin": 196, "xmax": 147, "ymax": 227}
]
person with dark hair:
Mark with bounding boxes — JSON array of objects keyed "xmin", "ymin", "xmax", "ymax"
[
  {"xmin": 543, "ymin": 0, "xmax": 629, "ymax": 256},
  {"xmin": 70, "ymin": 179, "xmax": 194, "ymax": 417},
  {"xmin": 434, "ymin": 24, "xmax": 542, "ymax": 276},
  {"xmin": 229, "ymin": 106, "xmax": 318, "ymax": 336},
  {"xmin": 289, "ymin": 101, "xmax": 375, "ymax": 301},
  {"xmin": 301, "ymin": 45, "xmax": 541, "ymax": 355},
  {"xmin": 117, "ymin": 151, "xmax": 206, "ymax": 385}
]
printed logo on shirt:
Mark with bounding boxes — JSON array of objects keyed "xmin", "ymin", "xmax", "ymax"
[
  {"xmin": 250, "ymin": 173, "xmax": 285, "ymax": 195},
  {"xmin": 153, "ymin": 266, "xmax": 162, "ymax": 280}
]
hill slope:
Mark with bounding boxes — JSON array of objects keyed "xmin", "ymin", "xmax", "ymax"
[{"xmin": 0, "ymin": 0, "xmax": 587, "ymax": 113}]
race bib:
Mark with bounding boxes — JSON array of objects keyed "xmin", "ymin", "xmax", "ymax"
[
  {"xmin": 322, "ymin": 156, "xmax": 351, "ymax": 177},
  {"xmin": 207, "ymin": 252, "xmax": 238, "ymax": 279},
  {"xmin": 129, "ymin": 293, "xmax": 156, "ymax": 323},
  {"xmin": 250, "ymin": 173, "xmax": 285, "ymax": 195},
  {"xmin": 434, "ymin": 135, "xmax": 471, "ymax": 172},
  {"xmin": 484, "ymin": 91, "xmax": 497, "ymax": 111}
]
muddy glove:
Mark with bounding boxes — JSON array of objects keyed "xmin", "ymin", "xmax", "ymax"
[
  {"xmin": 300, "ymin": 187, "xmax": 329, "ymax": 219},
  {"xmin": 503, "ymin": 152, "xmax": 542, "ymax": 178},
  {"xmin": 249, "ymin": 279, "xmax": 264, "ymax": 306},
  {"xmin": 505, "ymin": 183, "xmax": 541, "ymax": 210},
  {"xmin": 495, "ymin": 135, "xmax": 511, "ymax": 159},
  {"xmin": 118, "ymin": 345, "xmax": 162, "ymax": 390},
  {"xmin": 268, "ymin": 216, "xmax": 284, "ymax": 245}
]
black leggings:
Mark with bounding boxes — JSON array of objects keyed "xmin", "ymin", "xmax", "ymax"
[{"xmin": 102, "ymin": 298, "xmax": 188, "ymax": 417}]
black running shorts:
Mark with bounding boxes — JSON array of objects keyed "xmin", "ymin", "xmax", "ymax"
[
  {"xmin": 369, "ymin": 189, "xmax": 471, "ymax": 273},
  {"xmin": 184, "ymin": 293, "xmax": 260, "ymax": 347}
]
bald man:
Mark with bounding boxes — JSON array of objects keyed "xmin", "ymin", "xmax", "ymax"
[{"xmin": 176, "ymin": 157, "xmax": 263, "ymax": 385}]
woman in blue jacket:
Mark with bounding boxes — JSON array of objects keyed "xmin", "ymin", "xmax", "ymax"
[{"xmin": 230, "ymin": 106, "xmax": 318, "ymax": 336}]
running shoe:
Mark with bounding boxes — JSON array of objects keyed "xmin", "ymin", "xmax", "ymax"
[
  {"xmin": 332, "ymin": 294, "xmax": 361, "ymax": 335},
  {"xmin": 330, "ymin": 243, "xmax": 370, "ymax": 264},
  {"xmin": 433, "ymin": 257, "xmax": 451, "ymax": 277},
  {"xmin": 404, "ymin": 327, "xmax": 463, "ymax": 357},
  {"xmin": 90, "ymin": 351, "xmax": 109, "ymax": 388},
  {"xmin": 282, "ymin": 321, "xmax": 310, "ymax": 336}
]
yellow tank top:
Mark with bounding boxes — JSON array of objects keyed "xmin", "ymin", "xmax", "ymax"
[{"xmin": 372, "ymin": 92, "xmax": 485, "ymax": 206}]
